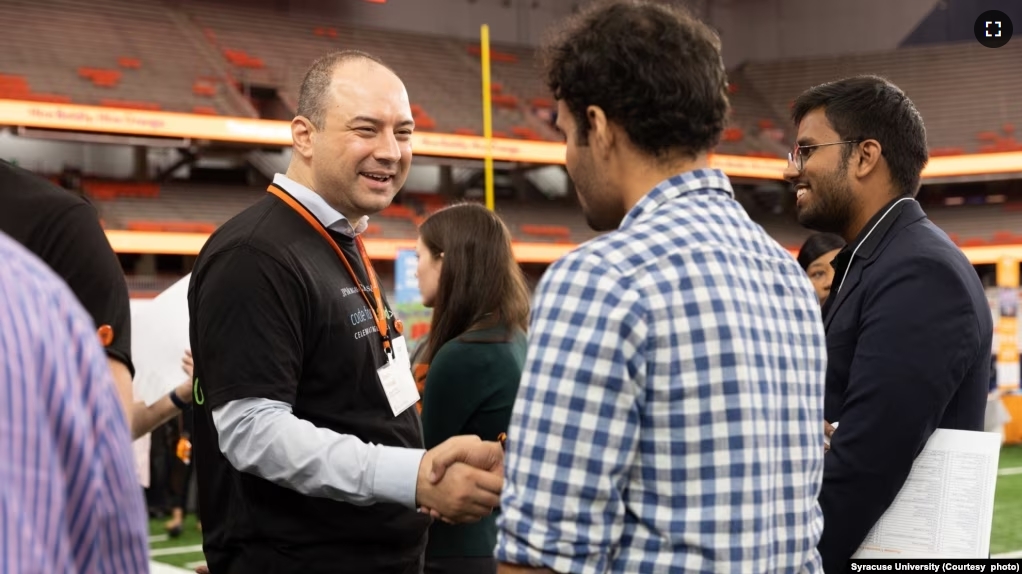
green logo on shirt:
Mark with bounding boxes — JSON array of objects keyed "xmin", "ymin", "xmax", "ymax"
[{"xmin": 193, "ymin": 377, "xmax": 205, "ymax": 405}]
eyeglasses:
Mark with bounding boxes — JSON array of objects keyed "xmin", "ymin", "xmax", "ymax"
[{"xmin": 787, "ymin": 141, "xmax": 862, "ymax": 172}]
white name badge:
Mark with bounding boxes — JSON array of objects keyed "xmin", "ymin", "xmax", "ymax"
[{"xmin": 378, "ymin": 336, "xmax": 419, "ymax": 417}]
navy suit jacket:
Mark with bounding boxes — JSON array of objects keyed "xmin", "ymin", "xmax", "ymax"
[{"xmin": 817, "ymin": 199, "xmax": 992, "ymax": 573}]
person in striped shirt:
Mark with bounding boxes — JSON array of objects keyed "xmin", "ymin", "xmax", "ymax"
[{"xmin": 0, "ymin": 230, "xmax": 149, "ymax": 573}]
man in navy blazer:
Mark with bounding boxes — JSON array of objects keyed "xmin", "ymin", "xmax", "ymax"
[{"xmin": 783, "ymin": 75, "xmax": 993, "ymax": 573}]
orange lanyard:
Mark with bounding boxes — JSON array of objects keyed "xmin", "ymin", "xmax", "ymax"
[{"xmin": 267, "ymin": 185, "xmax": 392, "ymax": 356}]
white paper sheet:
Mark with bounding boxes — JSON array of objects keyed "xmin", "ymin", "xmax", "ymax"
[
  {"xmin": 130, "ymin": 274, "xmax": 192, "ymax": 406},
  {"xmin": 852, "ymin": 428, "xmax": 1002, "ymax": 559}
]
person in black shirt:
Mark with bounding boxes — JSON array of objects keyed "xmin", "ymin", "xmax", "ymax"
[
  {"xmin": 0, "ymin": 159, "xmax": 194, "ymax": 438},
  {"xmin": 188, "ymin": 50, "xmax": 504, "ymax": 574},
  {"xmin": 783, "ymin": 76, "xmax": 992, "ymax": 572},
  {"xmin": 796, "ymin": 232, "xmax": 846, "ymax": 306}
]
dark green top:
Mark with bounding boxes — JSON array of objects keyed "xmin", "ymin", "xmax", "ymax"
[{"xmin": 421, "ymin": 324, "xmax": 527, "ymax": 558}]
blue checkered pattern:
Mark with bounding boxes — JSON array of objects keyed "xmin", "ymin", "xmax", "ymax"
[{"xmin": 495, "ymin": 169, "xmax": 826, "ymax": 573}]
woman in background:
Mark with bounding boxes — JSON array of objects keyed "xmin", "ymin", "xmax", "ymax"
[
  {"xmin": 414, "ymin": 203, "xmax": 530, "ymax": 574},
  {"xmin": 797, "ymin": 232, "xmax": 846, "ymax": 306}
]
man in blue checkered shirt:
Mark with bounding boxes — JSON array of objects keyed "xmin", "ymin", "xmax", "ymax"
[{"xmin": 495, "ymin": 2, "xmax": 827, "ymax": 572}]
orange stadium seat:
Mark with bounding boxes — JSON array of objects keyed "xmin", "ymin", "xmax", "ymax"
[
  {"xmin": 117, "ymin": 57, "xmax": 142, "ymax": 69},
  {"xmin": 466, "ymin": 45, "xmax": 519, "ymax": 63},
  {"xmin": 994, "ymin": 231, "xmax": 1014, "ymax": 243},
  {"xmin": 79, "ymin": 68, "xmax": 123, "ymax": 88},
  {"xmin": 84, "ymin": 181, "xmax": 160, "ymax": 200},
  {"xmin": 520, "ymin": 224, "xmax": 571, "ymax": 242},
  {"xmin": 381, "ymin": 204, "xmax": 418, "ymax": 222},
  {"xmin": 511, "ymin": 126, "xmax": 542, "ymax": 140},
  {"xmin": 0, "ymin": 74, "xmax": 30, "ymax": 97},
  {"xmin": 222, "ymin": 49, "xmax": 265, "ymax": 69},
  {"xmin": 415, "ymin": 116, "xmax": 436, "ymax": 130},
  {"xmin": 193, "ymin": 82, "xmax": 216, "ymax": 97},
  {"xmin": 127, "ymin": 220, "xmax": 217, "ymax": 234},
  {"xmin": 721, "ymin": 127, "xmax": 744, "ymax": 142},
  {"xmin": 492, "ymin": 94, "xmax": 519, "ymax": 109},
  {"xmin": 0, "ymin": 75, "xmax": 68, "ymax": 103}
]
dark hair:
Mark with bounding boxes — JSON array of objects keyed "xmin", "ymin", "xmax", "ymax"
[
  {"xmin": 542, "ymin": 0, "xmax": 728, "ymax": 159},
  {"xmin": 797, "ymin": 233, "xmax": 846, "ymax": 271},
  {"xmin": 792, "ymin": 75, "xmax": 929, "ymax": 197},
  {"xmin": 419, "ymin": 204, "xmax": 531, "ymax": 364},
  {"xmin": 296, "ymin": 50, "xmax": 390, "ymax": 129}
]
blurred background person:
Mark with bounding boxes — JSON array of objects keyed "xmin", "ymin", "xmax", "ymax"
[
  {"xmin": 415, "ymin": 203, "xmax": 531, "ymax": 574},
  {"xmin": 164, "ymin": 349, "xmax": 198, "ymax": 537},
  {"xmin": 0, "ymin": 159, "xmax": 195, "ymax": 439},
  {"xmin": 0, "ymin": 230, "xmax": 149, "ymax": 572},
  {"xmin": 797, "ymin": 232, "xmax": 846, "ymax": 305}
]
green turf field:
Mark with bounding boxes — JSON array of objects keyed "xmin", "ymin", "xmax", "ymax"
[
  {"xmin": 148, "ymin": 445, "xmax": 1022, "ymax": 567},
  {"xmin": 992, "ymin": 444, "xmax": 1022, "ymax": 555},
  {"xmin": 148, "ymin": 515, "xmax": 204, "ymax": 569}
]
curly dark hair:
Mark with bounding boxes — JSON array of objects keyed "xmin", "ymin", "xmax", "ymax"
[
  {"xmin": 792, "ymin": 75, "xmax": 929, "ymax": 197},
  {"xmin": 542, "ymin": 0, "xmax": 729, "ymax": 159}
]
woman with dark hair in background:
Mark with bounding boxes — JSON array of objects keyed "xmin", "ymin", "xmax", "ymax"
[
  {"xmin": 797, "ymin": 232, "xmax": 846, "ymax": 305},
  {"xmin": 414, "ymin": 203, "xmax": 530, "ymax": 574}
]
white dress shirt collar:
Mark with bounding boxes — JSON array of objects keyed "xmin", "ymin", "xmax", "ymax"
[{"xmin": 272, "ymin": 173, "xmax": 369, "ymax": 237}]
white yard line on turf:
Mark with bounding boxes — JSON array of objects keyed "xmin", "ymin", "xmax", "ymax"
[
  {"xmin": 993, "ymin": 549, "xmax": 1022, "ymax": 558},
  {"xmin": 150, "ymin": 561, "xmax": 194, "ymax": 574},
  {"xmin": 149, "ymin": 544, "xmax": 205, "ymax": 557},
  {"xmin": 998, "ymin": 466, "xmax": 1022, "ymax": 476},
  {"xmin": 148, "ymin": 534, "xmax": 169, "ymax": 543}
]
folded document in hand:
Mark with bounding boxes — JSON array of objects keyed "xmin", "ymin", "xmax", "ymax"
[{"xmin": 852, "ymin": 429, "xmax": 1001, "ymax": 559}]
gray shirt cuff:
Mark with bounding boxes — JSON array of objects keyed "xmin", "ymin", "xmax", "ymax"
[{"xmin": 372, "ymin": 445, "xmax": 425, "ymax": 509}]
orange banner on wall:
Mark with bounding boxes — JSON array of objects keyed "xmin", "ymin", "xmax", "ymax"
[
  {"xmin": 4, "ymin": 99, "xmax": 1022, "ymax": 179},
  {"xmin": 107, "ymin": 228, "xmax": 1022, "ymax": 265},
  {"xmin": 0, "ymin": 99, "xmax": 292, "ymax": 144},
  {"xmin": 104, "ymin": 229, "xmax": 576, "ymax": 263}
]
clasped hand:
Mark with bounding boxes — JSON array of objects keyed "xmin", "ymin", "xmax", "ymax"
[{"xmin": 415, "ymin": 435, "xmax": 504, "ymax": 524}]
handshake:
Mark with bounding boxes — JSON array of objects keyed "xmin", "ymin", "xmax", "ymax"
[{"xmin": 415, "ymin": 435, "xmax": 505, "ymax": 524}]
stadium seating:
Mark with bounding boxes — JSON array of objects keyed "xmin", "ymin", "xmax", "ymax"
[
  {"xmin": 0, "ymin": 0, "xmax": 251, "ymax": 115},
  {"xmin": 181, "ymin": 1, "xmax": 556, "ymax": 139},
  {"xmin": 741, "ymin": 42, "xmax": 1022, "ymax": 154},
  {"xmin": 72, "ymin": 177, "xmax": 1022, "ymax": 251},
  {"xmin": 2, "ymin": 0, "xmax": 1019, "ymax": 158},
  {"xmin": 1, "ymin": 0, "xmax": 1020, "ymax": 254}
]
